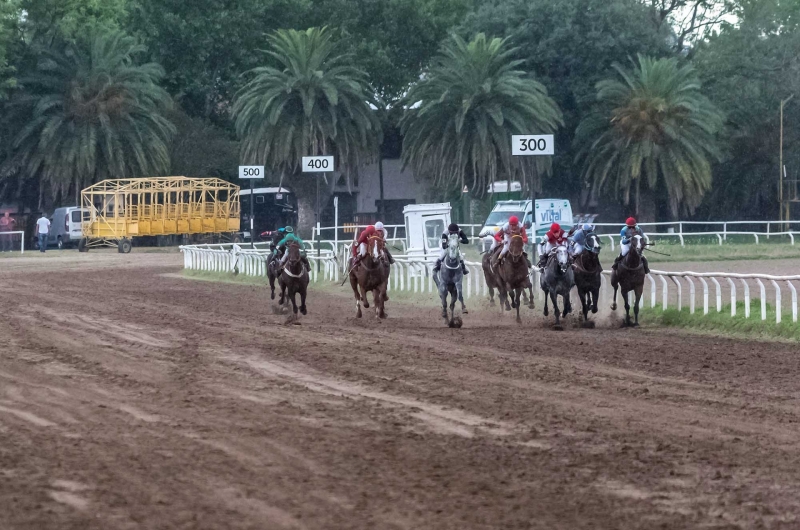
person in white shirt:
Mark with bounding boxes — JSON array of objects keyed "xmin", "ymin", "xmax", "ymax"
[{"xmin": 36, "ymin": 213, "xmax": 51, "ymax": 253}]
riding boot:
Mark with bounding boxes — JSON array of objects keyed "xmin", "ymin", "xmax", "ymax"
[
  {"xmin": 612, "ymin": 254, "xmax": 622, "ymax": 270},
  {"xmin": 536, "ymin": 254, "xmax": 547, "ymax": 271},
  {"xmin": 523, "ymin": 252, "xmax": 532, "ymax": 269},
  {"xmin": 433, "ymin": 259, "xmax": 442, "ymax": 272},
  {"xmin": 385, "ymin": 248, "xmax": 396, "ymax": 265},
  {"xmin": 460, "ymin": 260, "xmax": 469, "ymax": 275},
  {"xmin": 642, "ymin": 256, "xmax": 650, "ymax": 274},
  {"xmin": 301, "ymin": 256, "xmax": 311, "ymax": 272}
]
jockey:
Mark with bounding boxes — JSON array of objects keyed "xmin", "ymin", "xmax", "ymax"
[
  {"xmin": 491, "ymin": 216, "xmax": 529, "ymax": 267},
  {"xmin": 352, "ymin": 224, "xmax": 395, "ymax": 265},
  {"xmin": 613, "ymin": 217, "xmax": 650, "ymax": 274},
  {"xmin": 569, "ymin": 223, "xmax": 596, "ymax": 257},
  {"xmin": 536, "ymin": 223, "xmax": 566, "ymax": 270},
  {"xmin": 277, "ymin": 227, "xmax": 311, "ymax": 271},
  {"xmin": 269, "ymin": 227, "xmax": 287, "ymax": 256},
  {"xmin": 374, "ymin": 221, "xmax": 395, "ymax": 264},
  {"xmin": 433, "ymin": 223, "xmax": 469, "ymax": 275}
]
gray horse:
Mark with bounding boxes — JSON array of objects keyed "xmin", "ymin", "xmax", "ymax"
[
  {"xmin": 540, "ymin": 244, "xmax": 575, "ymax": 330},
  {"xmin": 432, "ymin": 234, "xmax": 467, "ymax": 327}
]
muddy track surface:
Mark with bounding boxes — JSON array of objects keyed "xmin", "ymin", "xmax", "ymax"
[{"xmin": 1, "ymin": 254, "xmax": 799, "ymax": 529}]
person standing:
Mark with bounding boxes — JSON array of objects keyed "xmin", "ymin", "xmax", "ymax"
[
  {"xmin": 0, "ymin": 211, "xmax": 16, "ymax": 252},
  {"xmin": 35, "ymin": 213, "xmax": 50, "ymax": 253}
]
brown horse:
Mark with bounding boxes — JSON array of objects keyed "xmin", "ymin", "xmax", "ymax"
[
  {"xmin": 611, "ymin": 234, "xmax": 646, "ymax": 327},
  {"xmin": 279, "ymin": 242, "xmax": 309, "ymax": 318},
  {"xmin": 349, "ymin": 235, "xmax": 390, "ymax": 319},
  {"xmin": 497, "ymin": 234, "xmax": 535, "ymax": 323},
  {"xmin": 482, "ymin": 250, "xmax": 506, "ymax": 308}
]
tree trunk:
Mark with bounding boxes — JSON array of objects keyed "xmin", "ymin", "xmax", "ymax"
[{"xmin": 292, "ymin": 173, "xmax": 335, "ymax": 239}]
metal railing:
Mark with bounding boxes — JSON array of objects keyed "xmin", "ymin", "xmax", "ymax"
[
  {"xmin": 593, "ymin": 221, "xmax": 799, "ymax": 249},
  {"xmin": 179, "ymin": 245, "xmax": 798, "ymax": 324}
]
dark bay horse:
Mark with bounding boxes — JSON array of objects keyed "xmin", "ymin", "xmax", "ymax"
[
  {"xmin": 611, "ymin": 234, "xmax": 646, "ymax": 327},
  {"xmin": 498, "ymin": 234, "xmax": 535, "ymax": 324},
  {"xmin": 482, "ymin": 250, "xmax": 506, "ymax": 308},
  {"xmin": 573, "ymin": 233, "xmax": 602, "ymax": 327},
  {"xmin": 268, "ymin": 252, "xmax": 280, "ymax": 300},
  {"xmin": 349, "ymin": 235, "xmax": 390, "ymax": 319},
  {"xmin": 279, "ymin": 242, "xmax": 309, "ymax": 318},
  {"xmin": 540, "ymin": 245, "xmax": 574, "ymax": 330}
]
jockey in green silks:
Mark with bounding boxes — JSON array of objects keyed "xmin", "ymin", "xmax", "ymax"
[{"xmin": 277, "ymin": 227, "xmax": 311, "ymax": 271}]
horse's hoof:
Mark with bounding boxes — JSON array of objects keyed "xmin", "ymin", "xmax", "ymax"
[
  {"xmin": 270, "ymin": 293, "xmax": 275, "ymax": 300},
  {"xmin": 528, "ymin": 303, "xmax": 535, "ymax": 310},
  {"xmin": 591, "ymin": 307, "xmax": 598, "ymax": 314},
  {"xmin": 633, "ymin": 322, "xmax": 640, "ymax": 328},
  {"xmin": 441, "ymin": 311, "xmax": 448, "ymax": 319},
  {"xmin": 462, "ymin": 308, "xmax": 469, "ymax": 315},
  {"xmin": 516, "ymin": 317, "xmax": 522, "ymax": 324},
  {"xmin": 553, "ymin": 324, "xmax": 564, "ymax": 331},
  {"xmin": 543, "ymin": 308, "xmax": 549, "ymax": 316},
  {"xmin": 582, "ymin": 321, "xmax": 596, "ymax": 329},
  {"xmin": 611, "ymin": 304, "xmax": 617, "ymax": 311},
  {"xmin": 300, "ymin": 307, "xmax": 307, "ymax": 315},
  {"xmin": 363, "ymin": 301, "xmax": 370, "ymax": 308},
  {"xmin": 450, "ymin": 316, "xmax": 463, "ymax": 328}
]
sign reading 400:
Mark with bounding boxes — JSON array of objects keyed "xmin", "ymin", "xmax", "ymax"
[
  {"xmin": 302, "ymin": 155, "xmax": 334, "ymax": 172},
  {"xmin": 512, "ymin": 135, "xmax": 554, "ymax": 156}
]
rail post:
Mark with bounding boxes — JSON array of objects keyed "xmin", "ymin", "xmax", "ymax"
[
  {"xmin": 685, "ymin": 276, "xmax": 696, "ymax": 314},
  {"xmin": 698, "ymin": 277, "xmax": 708, "ymax": 315},
  {"xmin": 727, "ymin": 278, "xmax": 737, "ymax": 317},
  {"xmin": 788, "ymin": 281, "xmax": 798, "ymax": 323},
  {"xmin": 756, "ymin": 279, "xmax": 767, "ymax": 321},
  {"xmin": 741, "ymin": 279, "xmax": 750, "ymax": 319},
  {"xmin": 771, "ymin": 280, "xmax": 781, "ymax": 324}
]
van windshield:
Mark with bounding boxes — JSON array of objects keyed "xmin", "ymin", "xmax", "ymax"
[{"xmin": 485, "ymin": 211, "xmax": 523, "ymax": 226}]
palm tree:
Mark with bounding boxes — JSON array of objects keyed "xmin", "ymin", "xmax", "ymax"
[
  {"xmin": 7, "ymin": 30, "xmax": 175, "ymax": 205},
  {"xmin": 233, "ymin": 27, "xmax": 381, "ymax": 236},
  {"xmin": 400, "ymin": 33, "xmax": 562, "ymax": 200},
  {"xmin": 578, "ymin": 54, "xmax": 724, "ymax": 218}
]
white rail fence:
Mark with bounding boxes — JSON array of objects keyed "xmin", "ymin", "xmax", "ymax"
[{"xmin": 180, "ymin": 244, "xmax": 799, "ymax": 324}]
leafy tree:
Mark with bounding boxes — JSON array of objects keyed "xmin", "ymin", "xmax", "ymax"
[
  {"xmin": 4, "ymin": 29, "xmax": 175, "ymax": 205},
  {"xmin": 168, "ymin": 111, "xmax": 238, "ymax": 180},
  {"xmin": 460, "ymin": 0, "xmax": 672, "ymax": 204},
  {"xmin": 693, "ymin": 0, "xmax": 800, "ymax": 219},
  {"xmin": 232, "ymin": 27, "xmax": 381, "ymax": 236},
  {"xmin": 578, "ymin": 54, "xmax": 724, "ymax": 219},
  {"xmin": 400, "ymin": 33, "xmax": 562, "ymax": 200},
  {"xmin": 127, "ymin": 0, "xmax": 308, "ymax": 122},
  {"xmin": 18, "ymin": 0, "xmax": 128, "ymax": 43}
]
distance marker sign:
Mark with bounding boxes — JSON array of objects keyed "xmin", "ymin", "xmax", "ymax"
[
  {"xmin": 238, "ymin": 166, "xmax": 265, "ymax": 179},
  {"xmin": 302, "ymin": 156, "xmax": 334, "ymax": 172},
  {"xmin": 511, "ymin": 135, "xmax": 554, "ymax": 156}
]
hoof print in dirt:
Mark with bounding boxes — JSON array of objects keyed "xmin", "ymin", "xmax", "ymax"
[
  {"xmin": 582, "ymin": 320, "xmax": 596, "ymax": 329},
  {"xmin": 552, "ymin": 324, "xmax": 564, "ymax": 331}
]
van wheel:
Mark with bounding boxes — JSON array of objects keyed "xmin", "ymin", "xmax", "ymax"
[
  {"xmin": 232, "ymin": 234, "xmax": 243, "ymax": 244},
  {"xmin": 78, "ymin": 238, "xmax": 89, "ymax": 252},
  {"xmin": 118, "ymin": 238, "xmax": 132, "ymax": 254},
  {"xmin": 57, "ymin": 237, "xmax": 64, "ymax": 250}
]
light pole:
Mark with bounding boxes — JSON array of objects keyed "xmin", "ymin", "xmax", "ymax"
[{"xmin": 780, "ymin": 94, "xmax": 794, "ymax": 226}]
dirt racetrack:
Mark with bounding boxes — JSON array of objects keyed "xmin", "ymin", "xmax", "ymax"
[{"xmin": 2, "ymin": 252, "xmax": 800, "ymax": 529}]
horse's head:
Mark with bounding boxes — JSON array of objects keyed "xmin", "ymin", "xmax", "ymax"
[
  {"xmin": 556, "ymin": 244, "xmax": 570, "ymax": 272},
  {"xmin": 447, "ymin": 233, "xmax": 460, "ymax": 260},
  {"xmin": 367, "ymin": 235, "xmax": 386, "ymax": 262},
  {"xmin": 632, "ymin": 234, "xmax": 644, "ymax": 256},
  {"xmin": 586, "ymin": 233, "xmax": 602, "ymax": 254},
  {"xmin": 509, "ymin": 234, "xmax": 524, "ymax": 262}
]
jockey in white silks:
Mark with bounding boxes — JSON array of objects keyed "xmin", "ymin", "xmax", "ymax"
[{"xmin": 434, "ymin": 223, "xmax": 470, "ymax": 275}]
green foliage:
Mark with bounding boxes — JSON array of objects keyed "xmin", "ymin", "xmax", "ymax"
[
  {"xmin": 578, "ymin": 55, "xmax": 724, "ymax": 217},
  {"xmin": 19, "ymin": 0, "xmax": 128, "ymax": 42},
  {"xmin": 5, "ymin": 29, "xmax": 175, "ymax": 202},
  {"xmin": 233, "ymin": 27, "xmax": 381, "ymax": 174},
  {"xmin": 693, "ymin": 0, "xmax": 800, "ymax": 219},
  {"xmin": 401, "ymin": 33, "xmax": 562, "ymax": 196},
  {"xmin": 168, "ymin": 111, "xmax": 238, "ymax": 180},
  {"xmin": 643, "ymin": 302, "xmax": 800, "ymax": 342}
]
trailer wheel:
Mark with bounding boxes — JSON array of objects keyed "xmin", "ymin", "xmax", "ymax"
[
  {"xmin": 232, "ymin": 234, "xmax": 243, "ymax": 244},
  {"xmin": 118, "ymin": 238, "xmax": 132, "ymax": 254},
  {"xmin": 78, "ymin": 238, "xmax": 89, "ymax": 252}
]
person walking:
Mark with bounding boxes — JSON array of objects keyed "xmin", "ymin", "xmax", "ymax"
[
  {"xmin": 0, "ymin": 211, "xmax": 16, "ymax": 252},
  {"xmin": 35, "ymin": 213, "xmax": 50, "ymax": 253}
]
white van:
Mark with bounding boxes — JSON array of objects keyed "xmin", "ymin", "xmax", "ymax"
[
  {"xmin": 43, "ymin": 207, "xmax": 88, "ymax": 249},
  {"xmin": 403, "ymin": 203, "xmax": 451, "ymax": 260},
  {"xmin": 478, "ymin": 199, "xmax": 573, "ymax": 249}
]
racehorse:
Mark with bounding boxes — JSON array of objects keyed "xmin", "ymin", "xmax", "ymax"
[
  {"xmin": 611, "ymin": 234, "xmax": 646, "ymax": 327},
  {"xmin": 540, "ymin": 244, "xmax": 574, "ymax": 329},
  {"xmin": 349, "ymin": 235, "xmax": 390, "ymax": 319},
  {"xmin": 278, "ymin": 242, "xmax": 309, "ymax": 318},
  {"xmin": 432, "ymin": 233, "xmax": 467, "ymax": 327},
  {"xmin": 482, "ymin": 250, "xmax": 505, "ymax": 308},
  {"xmin": 573, "ymin": 233, "xmax": 602, "ymax": 327},
  {"xmin": 498, "ymin": 234, "xmax": 535, "ymax": 324}
]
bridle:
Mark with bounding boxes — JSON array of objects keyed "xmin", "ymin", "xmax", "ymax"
[
  {"xmin": 509, "ymin": 234, "xmax": 524, "ymax": 262},
  {"xmin": 283, "ymin": 242, "xmax": 304, "ymax": 278}
]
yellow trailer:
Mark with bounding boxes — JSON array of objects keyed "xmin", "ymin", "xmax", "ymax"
[{"xmin": 80, "ymin": 177, "xmax": 240, "ymax": 253}]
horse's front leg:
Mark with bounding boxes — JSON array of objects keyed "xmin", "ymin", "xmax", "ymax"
[
  {"xmin": 508, "ymin": 284, "xmax": 518, "ymax": 309},
  {"xmin": 269, "ymin": 270, "xmax": 276, "ymax": 300},
  {"xmin": 551, "ymin": 290, "xmax": 561, "ymax": 328},
  {"xmin": 488, "ymin": 285, "xmax": 495, "ymax": 306},
  {"xmin": 611, "ymin": 285, "xmax": 619, "ymax": 311},
  {"xmin": 299, "ymin": 285, "xmax": 308, "ymax": 315},
  {"xmin": 563, "ymin": 290, "xmax": 572, "ymax": 318},
  {"xmin": 633, "ymin": 287, "xmax": 642, "ymax": 327},
  {"xmin": 515, "ymin": 288, "xmax": 522, "ymax": 324},
  {"xmin": 592, "ymin": 287, "xmax": 600, "ymax": 314},
  {"xmin": 457, "ymin": 282, "xmax": 467, "ymax": 314},
  {"xmin": 623, "ymin": 290, "xmax": 632, "ymax": 326},
  {"xmin": 360, "ymin": 284, "xmax": 370, "ymax": 308},
  {"xmin": 279, "ymin": 280, "xmax": 287, "ymax": 305},
  {"xmin": 289, "ymin": 288, "xmax": 299, "ymax": 315},
  {"xmin": 527, "ymin": 284, "xmax": 535, "ymax": 309},
  {"xmin": 440, "ymin": 289, "xmax": 448, "ymax": 320},
  {"xmin": 542, "ymin": 287, "xmax": 550, "ymax": 317}
]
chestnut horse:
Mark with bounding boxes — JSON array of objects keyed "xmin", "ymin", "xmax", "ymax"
[{"xmin": 349, "ymin": 235, "xmax": 390, "ymax": 319}]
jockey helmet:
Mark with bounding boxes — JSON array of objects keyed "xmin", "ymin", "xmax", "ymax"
[
  {"xmin": 550, "ymin": 222, "xmax": 561, "ymax": 233},
  {"xmin": 365, "ymin": 225, "xmax": 375, "ymax": 233},
  {"xmin": 582, "ymin": 223, "xmax": 593, "ymax": 231},
  {"xmin": 278, "ymin": 227, "xmax": 286, "ymax": 233},
  {"xmin": 375, "ymin": 221, "xmax": 384, "ymax": 231},
  {"xmin": 284, "ymin": 226, "xmax": 294, "ymax": 233},
  {"xmin": 509, "ymin": 216, "xmax": 519, "ymax": 225},
  {"xmin": 448, "ymin": 223, "xmax": 459, "ymax": 233},
  {"xmin": 625, "ymin": 217, "xmax": 637, "ymax": 227}
]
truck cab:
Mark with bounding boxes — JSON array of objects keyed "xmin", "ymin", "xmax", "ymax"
[{"xmin": 403, "ymin": 203, "xmax": 451, "ymax": 260}]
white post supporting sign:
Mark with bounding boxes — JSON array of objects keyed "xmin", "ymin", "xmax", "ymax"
[
  {"xmin": 302, "ymin": 156, "xmax": 335, "ymax": 272},
  {"xmin": 239, "ymin": 165, "xmax": 265, "ymax": 248},
  {"xmin": 512, "ymin": 135, "xmax": 554, "ymax": 241}
]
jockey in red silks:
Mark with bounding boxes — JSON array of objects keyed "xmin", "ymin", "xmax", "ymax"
[
  {"xmin": 351, "ymin": 222, "xmax": 395, "ymax": 265},
  {"xmin": 536, "ymin": 222, "xmax": 567, "ymax": 270},
  {"xmin": 490, "ymin": 216, "xmax": 529, "ymax": 267}
]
